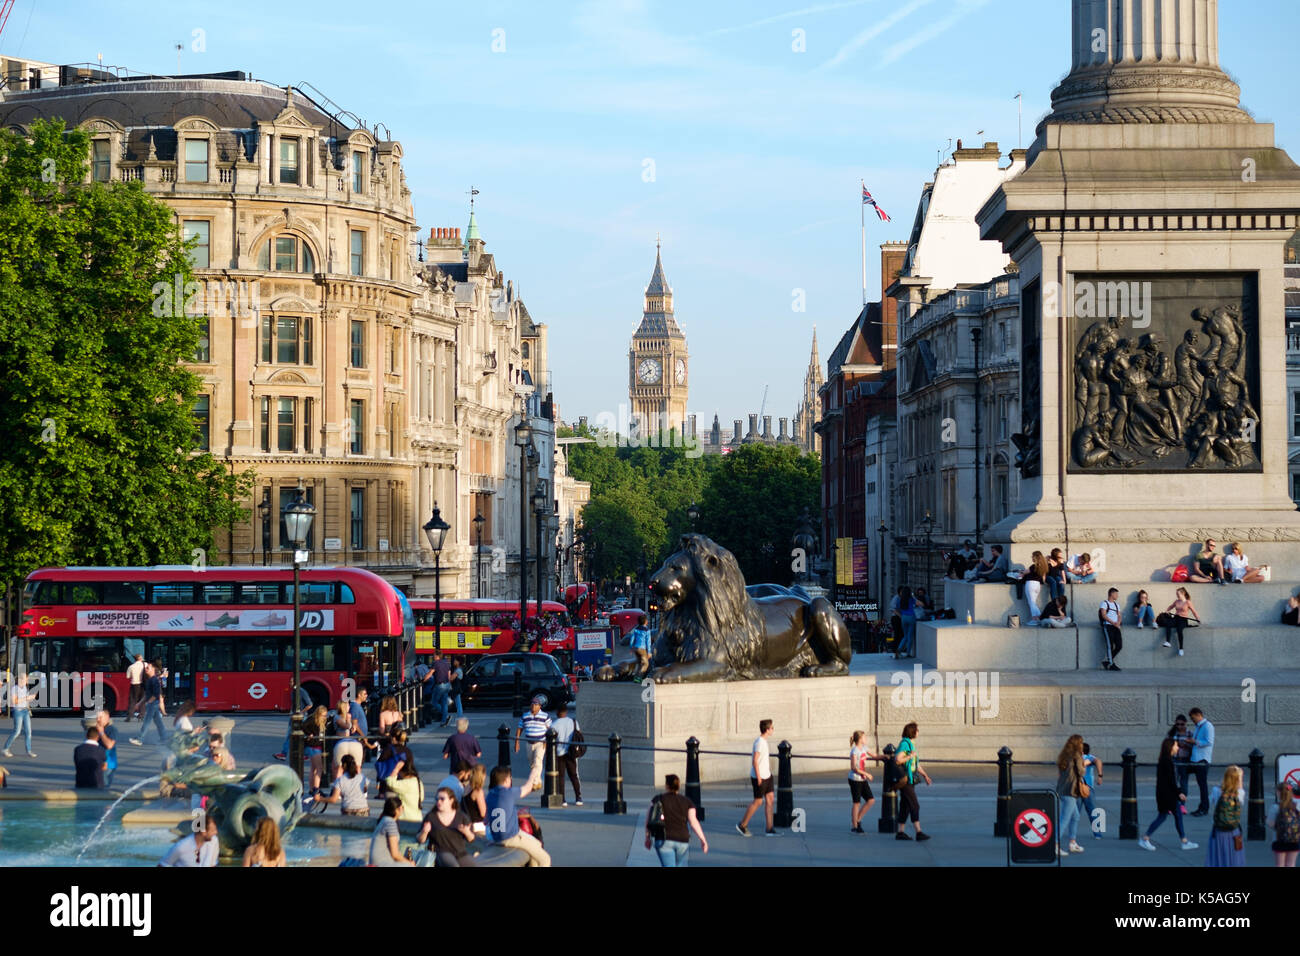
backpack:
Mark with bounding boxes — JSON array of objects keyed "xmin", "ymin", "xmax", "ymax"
[
  {"xmin": 1278, "ymin": 805, "xmax": 1300, "ymax": 845},
  {"xmin": 647, "ymin": 794, "xmax": 667, "ymax": 837},
  {"xmin": 374, "ymin": 751, "xmax": 400, "ymax": 782},
  {"xmin": 1213, "ymin": 792, "xmax": 1241, "ymax": 832},
  {"xmin": 570, "ymin": 725, "xmax": 587, "ymax": 760}
]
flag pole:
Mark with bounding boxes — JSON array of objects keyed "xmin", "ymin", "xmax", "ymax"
[{"xmin": 860, "ymin": 180, "xmax": 867, "ymax": 306}]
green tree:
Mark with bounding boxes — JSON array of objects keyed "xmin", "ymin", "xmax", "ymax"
[
  {"xmin": 0, "ymin": 119, "xmax": 251, "ymax": 588},
  {"xmin": 697, "ymin": 444, "xmax": 820, "ymax": 585}
]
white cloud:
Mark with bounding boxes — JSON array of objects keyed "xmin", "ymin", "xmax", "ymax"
[{"xmin": 819, "ymin": 0, "xmax": 935, "ymax": 71}]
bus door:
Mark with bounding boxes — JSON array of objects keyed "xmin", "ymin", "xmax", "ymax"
[{"xmin": 146, "ymin": 637, "xmax": 193, "ymax": 707}]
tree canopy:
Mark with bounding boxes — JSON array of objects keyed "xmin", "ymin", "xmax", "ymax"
[
  {"xmin": 0, "ymin": 119, "xmax": 251, "ymax": 587},
  {"xmin": 565, "ymin": 421, "xmax": 819, "ymax": 586}
]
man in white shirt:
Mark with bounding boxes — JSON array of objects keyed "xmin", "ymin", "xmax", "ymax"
[
  {"xmin": 1098, "ymin": 588, "xmax": 1123, "ymax": 671},
  {"xmin": 736, "ymin": 719, "xmax": 778, "ymax": 837},
  {"xmin": 1184, "ymin": 707, "xmax": 1216, "ymax": 816},
  {"xmin": 551, "ymin": 702, "xmax": 582, "ymax": 807},
  {"xmin": 125, "ymin": 655, "xmax": 146, "ymax": 721},
  {"xmin": 158, "ymin": 815, "xmax": 220, "ymax": 867}
]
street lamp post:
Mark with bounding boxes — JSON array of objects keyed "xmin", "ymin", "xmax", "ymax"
[
  {"xmin": 971, "ymin": 325, "xmax": 983, "ymax": 547},
  {"xmin": 258, "ymin": 489, "xmax": 271, "ymax": 566},
  {"xmin": 473, "ymin": 511, "xmax": 485, "ymax": 599},
  {"xmin": 423, "ymin": 503, "xmax": 451, "ymax": 662},
  {"xmin": 282, "ymin": 487, "xmax": 316, "ymax": 787},
  {"xmin": 878, "ymin": 522, "xmax": 888, "ymax": 623},
  {"xmin": 533, "ymin": 481, "xmax": 547, "ymax": 623},
  {"xmin": 514, "ymin": 419, "xmax": 533, "ymax": 646},
  {"xmin": 921, "ymin": 510, "xmax": 935, "ymax": 611},
  {"xmin": 687, "ymin": 502, "xmax": 700, "ymax": 532}
]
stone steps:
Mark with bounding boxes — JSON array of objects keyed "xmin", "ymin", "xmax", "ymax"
[
  {"xmin": 943, "ymin": 578, "xmax": 1296, "ymax": 629},
  {"xmin": 919, "ymin": 619, "xmax": 1300, "ymax": 670}
]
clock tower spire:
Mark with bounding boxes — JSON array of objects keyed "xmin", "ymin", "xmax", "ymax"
[{"xmin": 629, "ymin": 239, "xmax": 689, "ymax": 440}]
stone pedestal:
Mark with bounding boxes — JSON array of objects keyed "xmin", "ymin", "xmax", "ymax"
[{"xmin": 578, "ymin": 676, "xmax": 875, "ymax": 792}]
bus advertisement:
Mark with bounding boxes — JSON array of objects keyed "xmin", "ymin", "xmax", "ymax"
[{"xmin": 16, "ymin": 566, "xmax": 414, "ymax": 713}]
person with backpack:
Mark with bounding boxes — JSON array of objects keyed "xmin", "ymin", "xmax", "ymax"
[
  {"xmin": 891, "ymin": 722, "xmax": 931, "ymax": 841},
  {"xmin": 644, "ymin": 774, "xmax": 708, "ymax": 867},
  {"xmin": 551, "ymin": 702, "xmax": 584, "ymax": 807},
  {"xmin": 890, "ymin": 587, "xmax": 917, "ymax": 659},
  {"xmin": 1137, "ymin": 738, "xmax": 1198, "ymax": 852},
  {"xmin": 1268, "ymin": 782, "xmax": 1300, "ymax": 867},
  {"xmin": 1204, "ymin": 765, "xmax": 1247, "ymax": 867}
]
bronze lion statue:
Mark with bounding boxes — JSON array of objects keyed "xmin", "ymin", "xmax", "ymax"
[{"xmin": 597, "ymin": 534, "xmax": 852, "ymax": 682}]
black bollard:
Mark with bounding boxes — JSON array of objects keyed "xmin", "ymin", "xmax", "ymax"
[
  {"xmin": 604, "ymin": 733, "xmax": 627, "ymax": 814},
  {"xmin": 512, "ymin": 671, "xmax": 524, "ymax": 718},
  {"xmin": 774, "ymin": 740, "xmax": 795, "ymax": 828},
  {"xmin": 497, "ymin": 723, "xmax": 511, "ymax": 768},
  {"xmin": 994, "ymin": 746, "xmax": 1013, "ymax": 837},
  {"xmin": 1119, "ymin": 748, "xmax": 1138, "ymax": 840},
  {"xmin": 541, "ymin": 728, "xmax": 563, "ymax": 808},
  {"xmin": 685, "ymin": 736, "xmax": 705, "ymax": 821},
  {"xmin": 878, "ymin": 744, "xmax": 897, "ymax": 833},
  {"xmin": 1247, "ymin": 748, "xmax": 1266, "ymax": 841}
]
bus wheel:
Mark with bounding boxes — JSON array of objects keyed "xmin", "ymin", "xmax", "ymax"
[{"xmin": 303, "ymin": 682, "xmax": 330, "ymax": 710}]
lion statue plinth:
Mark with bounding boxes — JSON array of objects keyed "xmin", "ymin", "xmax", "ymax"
[{"xmin": 596, "ymin": 534, "xmax": 852, "ymax": 683}]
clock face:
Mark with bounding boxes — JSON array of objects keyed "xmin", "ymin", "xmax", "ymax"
[
  {"xmin": 637, "ymin": 357, "xmax": 662, "ymax": 384},
  {"xmin": 674, "ymin": 358, "xmax": 686, "ymax": 385}
]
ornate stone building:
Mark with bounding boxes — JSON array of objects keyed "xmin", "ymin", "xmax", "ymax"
[
  {"xmin": 0, "ymin": 63, "xmax": 566, "ymax": 599},
  {"xmin": 628, "ymin": 241, "xmax": 689, "ymax": 437},
  {"xmin": 793, "ymin": 330, "xmax": 824, "ymax": 456}
]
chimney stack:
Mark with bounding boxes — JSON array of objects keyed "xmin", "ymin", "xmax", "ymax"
[
  {"xmin": 733, "ymin": 420, "xmax": 742, "ymax": 444},
  {"xmin": 778, "ymin": 418, "xmax": 789, "ymax": 441},
  {"xmin": 747, "ymin": 414, "xmax": 759, "ymax": 441},
  {"xmin": 762, "ymin": 416, "xmax": 772, "ymax": 440}
]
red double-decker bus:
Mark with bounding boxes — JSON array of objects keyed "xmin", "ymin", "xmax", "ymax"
[
  {"xmin": 16, "ymin": 566, "xmax": 414, "ymax": 713},
  {"xmin": 409, "ymin": 598, "xmax": 575, "ymax": 667}
]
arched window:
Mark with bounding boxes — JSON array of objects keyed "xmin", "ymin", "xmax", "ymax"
[{"xmin": 257, "ymin": 235, "xmax": 316, "ymax": 273}]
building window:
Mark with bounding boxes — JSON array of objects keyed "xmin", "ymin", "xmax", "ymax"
[
  {"xmin": 522, "ymin": 341, "xmax": 530, "ymax": 360},
  {"xmin": 259, "ymin": 396, "xmax": 270, "ymax": 452},
  {"xmin": 350, "ymin": 487, "xmax": 365, "ymax": 551},
  {"xmin": 280, "ymin": 486, "xmax": 315, "ymax": 550},
  {"xmin": 1294, "ymin": 472, "xmax": 1300, "ymax": 505},
  {"xmin": 193, "ymin": 394, "xmax": 210, "ymax": 451},
  {"xmin": 997, "ymin": 474, "xmax": 1009, "ymax": 520},
  {"xmin": 262, "ymin": 316, "xmax": 312, "ymax": 365},
  {"xmin": 184, "ymin": 139, "xmax": 209, "ymax": 183},
  {"xmin": 277, "ymin": 397, "xmax": 296, "ymax": 452},
  {"xmin": 350, "ymin": 230, "xmax": 364, "ymax": 276},
  {"xmin": 1294, "ymin": 392, "xmax": 1300, "ymax": 438},
  {"xmin": 998, "ymin": 396, "xmax": 1009, "ymax": 440},
  {"xmin": 350, "ymin": 399, "xmax": 364, "ymax": 454},
  {"xmin": 352, "ymin": 152, "xmax": 364, "ymax": 194},
  {"xmin": 279, "ymin": 138, "xmax": 299, "ymax": 185},
  {"xmin": 350, "ymin": 320, "xmax": 366, "ymax": 368},
  {"xmin": 91, "ymin": 139, "xmax": 111, "ymax": 182},
  {"xmin": 303, "ymin": 398, "xmax": 313, "ymax": 454},
  {"xmin": 182, "ymin": 220, "xmax": 210, "ymax": 269},
  {"xmin": 256, "ymin": 235, "xmax": 315, "ymax": 273},
  {"xmin": 194, "ymin": 317, "xmax": 210, "ymax": 363}
]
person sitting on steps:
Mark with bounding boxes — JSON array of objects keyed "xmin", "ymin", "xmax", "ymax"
[
  {"xmin": 1187, "ymin": 538, "xmax": 1226, "ymax": 586},
  {"xmin": 1066, "ymin": 552, "xmax": 1097, "ymax": 583},
  {"xmin": 969, "ymin": 544, "xmax": 1009, "ymax": 583}
]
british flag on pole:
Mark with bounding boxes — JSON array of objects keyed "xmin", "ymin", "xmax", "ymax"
[{"xmin": 862, "ymin": 184, "xmax": 891, "ymax": 222}]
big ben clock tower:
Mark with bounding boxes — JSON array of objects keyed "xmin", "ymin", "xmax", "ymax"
[{"xmin": 629, "ymin": 239, "xmax": 689, "ymax": 437}]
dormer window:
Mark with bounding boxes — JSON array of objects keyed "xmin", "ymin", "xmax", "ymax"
[
  {"xmin": 279, "ymin": 138, "xmax": 299, "ymax": 184},
  {"xmin": 352, "ymin": 152, "xmax": 364, "ymax": 194},
  {"xmin": 184, "ymin": 139, "xmax": 209, "ymax": 182},
  {"xmin": 91, "ymin": 140, "xmax": 111, "ymax": 182}
]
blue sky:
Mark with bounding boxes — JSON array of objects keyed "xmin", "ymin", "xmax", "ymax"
[{"xmin": 8, "ymin": 0, "xmax": 1299, "ymax": 428}]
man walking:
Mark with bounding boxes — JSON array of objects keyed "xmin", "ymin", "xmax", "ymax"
[
  {"xmin": 736, "ymin": 719, "xmax": 778, "ymax": 837},
  {"xmin": 125, "ymin": 654, "xmax": 146, "ymax": 721},
  {"xmin": 1098, "ymin": 587, "xmax": 1123, "ymax": 671},
  {"xmin": 129, "ymin": 661, "xmax": 168, "ymax": 746},
  {"xmin": 1183, "ymin": 707, "xmax": 1215, "ymax": 816},
  {"xmin": 628, "ymin": 614, "xmax": 653, "ymax": 681},
  {"xmin": 2, "ymin": 670, "xmax": 37, "ymax": 758},
  {"xmin": 514, "ymin": 696, "xmax": 551, "ymax": 789},
  {"xmin": 442, "ymin": 717, "xmax": 481, "ymax": 774},
  {"xmin": 551, "ymin": 702, "xmax": 582, "ymax": 806}
]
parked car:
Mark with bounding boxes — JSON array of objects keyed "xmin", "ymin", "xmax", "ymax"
[{"xmin": 461, "ymin": 653, "xmax": 574, "ymax": 710}]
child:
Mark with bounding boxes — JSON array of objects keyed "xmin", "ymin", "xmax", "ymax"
[
  {"xmin": 1081, "ymin": 743, "xmax": 1103, "ymax": 839},
  {"xmin": 847, "ymin": 730, "xmax": 883, "ymax": 833},
  {"xmin": 1268, "ymin": 783, "xmax": 1300, "ymax": 867}
]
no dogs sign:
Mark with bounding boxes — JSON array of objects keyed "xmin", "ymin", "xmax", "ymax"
[{"xmin": 1007, "ymin": 791, "xmax": 1059, "ymax": 865}]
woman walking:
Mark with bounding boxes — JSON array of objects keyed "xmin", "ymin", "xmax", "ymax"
[
  {"xmin": 891, "ymin": 587, "xmax": 918, "ymax": 659},
  {"xmin": 1161, "ymin": 587, "xmax": 1201, "ymax": 656},
  {"xmin": 847, "ymin": 730, "xmax": 881, "ymax": 833},
  {"xmin": 1137, "ymin": 738, "xmax": 1198, "ymax": 852},
  {"xmin": 1055, "ymin": 734, "xmax": 1087, "ymax": 856},
  {"xmin": 892, "ymin": 723, "xmax": 931, "ymax": 841},
  {"xmin": 1268, "ymin": 783, "xmax": 1300, "ymax": 867},
  {"xmin": 2, "ymin": 672, "xmax": 37, "ymax": 758},
  {"xmin": 643, "ymin": 774, "xmax": 708, "ymax": 867},
  {"xmin": 1205, "ymin": 766, "xmax": 1247, "ymax": 867}
]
